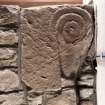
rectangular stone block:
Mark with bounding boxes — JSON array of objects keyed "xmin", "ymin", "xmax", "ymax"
[
  {"xmin": 47, "ymin": 89, "xmax": 76, "ymax": 105},
  {"xmin": 80, "ymin": 88, "xmax": 94, "ymax": 100},
  {"xmin": 0, "ymin": 92, "xmax": 24, "ymax": 105},
  {"xmin": 78, "ymin": 74, "xmax": 94, "ymax": 87},
  {"xmin": 81, "ymin": 101, "xmax": 94, "ymax": 105},
  {"xmin": 21, "ymin": 5, "xmax": 96, "ymax": 94},
  {"xmin": 57, "ymin": 5, "xmax": 95, "ymax": 79},
  {"xmin": 0, "ymin": 5, "xmax": 19, "ymax": 28},
  {"xmin": 0, "ymin": 48, "xmax": 17, "ymax": 67},
  {"xmin": 0, "ymin": 3, "xmax": 97, "ymax": 105},
  {"xmin": 0, "ymin": 69, "xmax": 20, "ymax": 92},
  {"xmin": 21, "ymin": 6, "xmax": 62, "ymax": 91},
  {"xmin": 0, "ymin": 30, "xmax": 18, "ymax": 46}
]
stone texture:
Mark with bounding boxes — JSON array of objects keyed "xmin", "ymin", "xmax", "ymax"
[
  {"xmin": 81, "ymin": 101, "xmax": 93, "ymax": 105},
  {"xmin": 0, "ymin": 5, "xmax": 19, "ymax": 29},
  {"xmin": 0, "ymin": 48, "xmax": 17, "ymax": 67},
  {"xmin": 0, "ymin": 70, "xmax": 20, "ymax": 92},
  {"xmin": 55, "ymin": 6, "xmax": 94, "ymax": 78},
  {"xmin": 21, "ymin": 5, "xmax": 95, "ymax": 92},
  {"xmin": 0, "ymin": 68, "xmax": 18, "ymax": 73},
  {"xmin": 21, "ymin": 6, "xmax": 62, "ymax": 91},
  {"xmin": 47, "ymin": 89, "xmax": 76, "ymax": 105},
  {"xmin": 0, "ymin": 30, "xmax": 18, "ymax": 46},
  {"xmin": 61, "ymin": 78, "xmax": 74, "ymax": 87},
  {"xmin": 0, "ymin": 4, "xmax": 97, "ymax": 105},
  {"xmin": 0, "ymin": 93, "xmax": 24, "ymax": 105},
  {"xmin": 79, "ymin": 74, "xmax": 94, "ymax": 86},
  {"xmin": 28, "ymin": 96, "xmax": 42, "ymax": 105},
  {"xmin": 80, "ymin": 88, "xmax": 94, "ymax": 99}
]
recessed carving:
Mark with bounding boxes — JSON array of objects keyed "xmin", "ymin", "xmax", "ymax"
[
  {"xmin": 52, "ymin": 6, "xmax": 93, "ymax": 78},
  {"xmin": 21, "ymin": 5, "xmax": 94, "ymax": 92},
  {"xmin": 52, "ymin": 7, "xmax": 92, "ymax": 43}
]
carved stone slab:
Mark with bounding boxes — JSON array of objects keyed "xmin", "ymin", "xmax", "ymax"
[
  {"xmin": 52, "ymin": 6, "xmax": 94, "ymax": 78},
  {"xmin": 21, "ymin": 6, "xmax": 61, "ymax": 91},
  {"xmin": 21, "ymin": 5, "xmax": 94, "ymax": 91}
]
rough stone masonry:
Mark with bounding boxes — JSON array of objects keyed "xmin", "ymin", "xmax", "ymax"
[{"xmin": 0, "ymin": 5, "xmax": 97, "ymax": 105}]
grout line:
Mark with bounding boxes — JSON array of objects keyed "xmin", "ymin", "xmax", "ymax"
[{"xmin": 17, "ymin": 7, "xmax": 29, "ymax": 105}]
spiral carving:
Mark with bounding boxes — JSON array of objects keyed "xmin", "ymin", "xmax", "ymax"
[{"xmin": 52, "ymin": 7, "xmax": 92, "ymax": 43}]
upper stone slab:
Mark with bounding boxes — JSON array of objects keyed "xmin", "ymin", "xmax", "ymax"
[{"xmin": 21, "ymin": 5, "xmax": 95, "ymax": 91}]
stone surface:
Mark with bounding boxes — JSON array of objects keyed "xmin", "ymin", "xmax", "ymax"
[
  {"xmin": 80, "ymin": 88, "xmax": 94, "ymax": 99},
  {"xmin": 79, "ymin": 74, "xmax": 94, "ymax": 86},
  {"xmin": 0, "ymin": 70, "xmax": 20, "ymax": 92},
  {"xmin": 0, "ymin": 5, "xmax": 19, "ymax": 68},
  {"xmin": 0, "ymin": 48, "xmax": 17, "ymax": 67},
  {"xmin": 55, "ymin": 6, "xmax": 94, "ymax": 78},
  {"xmin": 47, "ymin": 89, "xmax": 76, "ymax": 105},
  {"xmin": 21, "ymin": 6, "xmax": 62, "ymax": 91},
  {"xmin": 80, "ymin": 57, "xmax": 96, "ymax": 74},
  {"xmin": 0, "ymin": 30, "xmax": 18, "ymax": 46},
  {"xmin": 81, "ymin": 101, "xmax": 93, "ymax": 105},
  {"xmin": 0, "ymin": 93, "xmax": 24, "ymax": 105},
  {"xmin": 28, "ymin": 96, "xmax": 42, "ymax": 105},
  {"xmin": 21, "ymin": 5, "xmax": 94, "ymax": 92},
  {"xmin": 0, "ymin": 4, "xmax": 97, "ymax": 105},
  {"xmin": 61, "ymin": 78, "xmax": 74, "ymax": 88},
  {"xmin": 0, "ymin": 5, "xmax": 19, "ymax": 29}
]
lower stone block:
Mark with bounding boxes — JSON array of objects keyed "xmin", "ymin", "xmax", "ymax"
[
  {"xmin": 47, "ymin": 89, "xmax": 76, "ymax": 105},
  {"xmin": 0, "ymin": 30, "xmax": 18, "ymax": 46},
  {"xmin": 0, "ymin": 48, "xmax": 17, "ymax": 67},
  {"xmin": 0, "ymin": 70, "xmax": 20, "ymax": 92},
  {"xmin": 81, "ymin": 101, "xmax": 94, "ymax": 105},
  {"xmin": 79, "ymin": 74, "xmax": 94, "ymax": 87},
  {"xmin": 0, "ymin": 92, "xmax": 24, "ymax": 105},
  {"xmin": 80, "ymin": 88, "xmax": 94, "ymax": 100},
  {"xmin": 0, "ymin": 4, "xmax": 97, "ymax": 105}
]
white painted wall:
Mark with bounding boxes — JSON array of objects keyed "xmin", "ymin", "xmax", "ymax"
[
  {"xmin": 84, "ymin": 0, "xmax": 105, "ymax": 55},
  {"xmin": 83, "ymin": 0, "xmax": 105, "ymax": 105}
]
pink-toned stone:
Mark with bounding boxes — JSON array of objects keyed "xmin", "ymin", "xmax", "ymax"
[
  {"xmin": 21, "ymin": 6, "xmax": 61, "ymax": 91},
  {"xmin": 21, "ymin": 5, "xmax": 94, "ymax": 91}
]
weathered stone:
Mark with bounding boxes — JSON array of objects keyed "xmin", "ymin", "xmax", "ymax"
[
  {"xmin": 0, "ymin": 4, "xmax": 97, "ymax": 105},
  {"xmin": 61, "ymin": 78, "xmax": 74, "ymax": 88},
  {"xmin": 62, "ymin": 89, "xmax": 76, "ymax": 102},
  {"xmin": 81, "ymin": 101, "xmax": 93, "ymax": 105},
  {"xmin": 0, "ymin": 48, "xmax": 17, "ymax": 67},
  {"xmin": 0, "ymin": 93, "xmax": 24, "ymax": 105},
  {"xmin": 0, "ymin": 30, "xmax": 18, "ymax": 46},
  {"xmin": 80, "ymin": 57, "xmax": 97, "ymax": 74},
  {"xmin": 79, "ymin": 74, "xmax": 94, "ymax": 86},
  {"xmin": 0, "ymin": 5, "xmax": 19, "ymax": 30},
  {"xmin": 55, "ymin": 6, "xmax": 94, "ymax": 78},
  {"xmin": 80, "ymin": 88, "xmax": 93, "ymax": 99},
  {"xmin": 21, "ymin": 5, "xmax": 94, "ymax": 92},
  {"xmin": 21, "ymin": 6, "xmax": 62, "ymax": 91},
  {"xmin": 28, "ymin": 96, "xmax": 42, "ymax": 105},
  {"xmin": 47, "ymin": 95, "xmax": 73, "ymax": 105},
  {"xmin": 47, "ymin": 89, "xmax": 76, "ymax": 105},
  {"xmin": 0, "ymin": 70, "xmax": 19, "ymax": 92}
]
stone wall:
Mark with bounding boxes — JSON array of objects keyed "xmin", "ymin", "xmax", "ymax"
[{"xmin": 0, "ymin": 5, "xmax": 97, "ymax": 105}]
